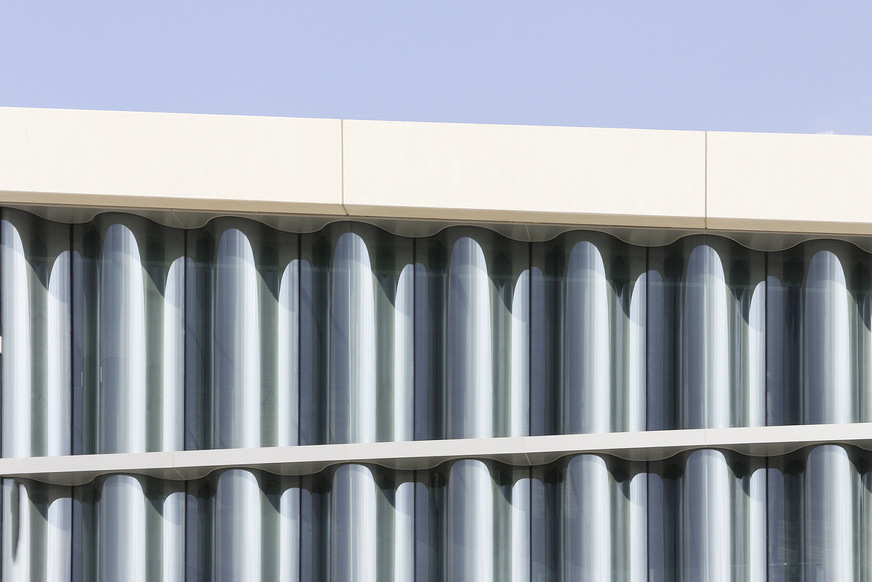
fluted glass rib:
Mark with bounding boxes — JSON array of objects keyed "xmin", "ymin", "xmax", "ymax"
[
  {"xmin": 299, "ymin": 224, "xmax": 413, "ymax": 445},
  {"xmin": 1, "ymin": 210, "xmax": 72, "ymax": 459},
  {"xmin": 648, "ymin": 237, "xmax": 766, "ymax": 430},
  {"xmin": 185, "ymin": 219, "xmax": 298, "ymax": 450},
  {"xmin": 416, "ymin": 229, "xmax": 530, "ymax": 440},
  {"xmin": 768, "ymin": 242, "xmax": 868, "ymax": 425},
  {"xmin": 72, "ymin": 215, "xmax": 185, "ymax": 454},
  {"xmin": 532, "ymin": 232, "xmax": 646, "ymax": 435}
]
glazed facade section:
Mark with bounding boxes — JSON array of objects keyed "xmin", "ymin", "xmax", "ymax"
[
  {"xmin": 4, "ymin": 447, "xmax": 872, "ymax": 580},
  {"xmin": 8, "ymin": 209, "xmax": 872, "ymax": 455}
]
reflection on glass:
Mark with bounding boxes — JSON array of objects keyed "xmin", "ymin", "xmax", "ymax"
[
  {"xmin": 187, "ymin": 470, "xmax": 300, "ymax": 581},
  {"xmin": 2, "ymin": 479, "xmax": 72, "ymax": 581},
  {"xmin": 648, "ymin": 238, "xmax": 765, "ymax": 430},
  {"xmin": 70, "ymin": 475, "xmax": 184, "ymax": 581},
  {"xmin": 649, "ymin": 449, "xmax": 766, "ymax": 581},
  {"xmin": 301, "ymin": 465, "xmax": 414, "ymax": 581},
  {"xmin": 300, "ymin": 224, "xmax": 413, "ymax": 445},
  {"xmin": 73, "ymin": 215, "xmax": 185, "ymax": 454},
  {"xmin": 416, "ymin": 229, "xmax": 530, "ymax": 440},
  {"xmin": 7, "ymin": 450, "xmax": 872, "ymax": 578},
  {"xmin": 414, "ymin": 460, "xmax": 530, "ymax": 581},
  {"xmin": 186, "ymin": 219, "xmax": 299, "ymax": 450},
  {"xmin": 768, "ymin": 243, "xmax": 870, "ymax": 425},
  {"xmin": 532, "ymin": 233, "xmax": 646, "ymax": 435},
  {"xmin": 767, "ymin": 444, "xmax": 872, "ymax": 580},
  {"xmin": 11, "ymin": 207, "xmax": 872, "ymax": 459},
  {"xmin": 1, "ymin": 209, "xmax": 72, "ymax": 458},
  {"xmin": 564, "ymin": 455, "xmax": 646, "ymax": 581}
]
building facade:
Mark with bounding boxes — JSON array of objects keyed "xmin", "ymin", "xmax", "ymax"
[{"xmin": 1, "ymin": 107, "xmax": 872, "ymax": 580}]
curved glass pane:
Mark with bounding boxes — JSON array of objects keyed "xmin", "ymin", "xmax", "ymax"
[
  {"xmin": 186, "ymin": 469, "xmax": 300, "ymax": 581},
  {"xmin": 72, "ymin": 214, "xmax": 185, "ymax": 454},
  {"xmin": 532, "ymin": 232, "xmax": 646, "ymax": 435},
  {"xmin": 299, "ymin": 224, "xmax": 413, "ymax": 445},
  {"xmin": 70, "ymin": 475, "xmax": 184, "ymax": 581},
  {"xmin": 648, "ymin": 237, "xmax": 766, "ymax": 430},
  {"xmin": 415, "ymin": 459, "xmax": 530, "ymax": 581},
  {"xmin": 300, "ymin": 465, "xmax": 415, "ymax": 581},
  {"xmin": 767, "ymin": 242, "xmax": 870, "ymax": 425},
  {"xmin": 2, "ymin": 479, "xmax": 72, "ymax": 581},
  {"xmin": 185, "ymin": 219, "xmax": 299, "ymax": 450},
  {"xmin": 648, "ymin": 449, "xmax": 767, "ymax": 581},
  {"xmin": 766, "ymin": 444, "xmax": 872, "ymax": 580},
  {"xmin": 1, "ymin": 209, "xmax": 71, "ymax": 458},
  {"xmin": 415, "ymin": 228, "xmax": 530, "ymax": 439}
]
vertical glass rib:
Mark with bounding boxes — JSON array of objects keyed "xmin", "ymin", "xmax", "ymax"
[
  {"xmin": 91, "ymin": 476, "xmax": 185, "ymax": 580},
  {"xmin": 1, "ymin": 210, "xmax": 71, "ymax": 458},
  {"xmin": 682, "ymin": 450, "xmax": 730, "ymax": 581},
  {"xmin": 508, "ymin": 472, "xmax": 531, "ymax": 582},
  {"xmin": 562, "ymin": 455, "xmax": 647, "ymax": 581},
  {"xmin": 73, "ymin": 215, "xmax": 185, "ymax": 454},
  {"xmin": 805, "ymin": 445, "xmax": 854, "ymax": 579},
  {"xmin": 565, "ymin": 243, "xmax": 610, "ymax": 434},
  {"xmin": 388, "ymin": 477, "xmax": 415, "ymax": 581},
  {"xmin": 746, "ymin": 462, "xmax": 768, "ymax": 581},
  {"xmin": 448, "ymin": 238, "xmax": 493, "ymax": 439},
  {"xmin": 100, "ymin": 224, "xmax": 147, "ymax": 453},
  {"xmin": 652, "ymin": 451, "xmax": 765, "ymax": 581},
  {"xmin": 768, "ymin": 243, "xmax": 865, "ymax": 426},
  {"xmin": 187, "ymin": 220, "xmax": 298, "ymax": 449},
  {"xmin": 330, "ymin": 465, "xmax": 377, "ymax": 581},
  {"xmin": 278, "ymin": 480, "xmax": 301, "ymax": 582},
  {"xmin": 99, "ymin": 475, "xmax": 145, "ymax": 581},
  {"xmin": 216, "ymin": 229, "xmax": 261, "ymax": 449},
  {"xmin": 683, "ymin": 246, "xmax": 730, "ymax": 428},
  {"xmin": 447, "ymin": 459, "xmax": 494, "ymax": 580},
  {"xmin": 331, "ymin": 233, "xmax": 377, "ymax": 444},
  {"xmin": 564, "ymin": 455, "xmax": 611, "ymax": 579},
  {"xmin": 748, "ymin": 280, "xmax": 767, "ymax": 427},
  {"xmin": 159, "ymin": 486, "xmax": 186, "ymax": 581},
  {"xmin": 417, "ymin": 229, "xmax": 529, "ymax": 439},
  {"xmin": 805, "ymin": 251, "xmax": 852, "ymax": 424},
  {"xmin": 161, "ymin": 257, "xmax": 186, "ymax": 452},
  {"xmin": 532, "ymin": 233, "xmax": 645, "ymax": 435},
  {"xmin": 649, "ymin": 238, "xmax": 765, "ymax": 429},
  {"xmin": 626, "ymin": 469, "xmax": 648, "ymax": 581},
  {"xmin": 2, "ymin": 479, "xmax": 72, "ymax": 582},
  {"xmin": 628, "ymin": 272, "xmax": 647, "ymax": 432},
  {"xmin": 510, "ymin": 269, "xmax": 530, "ymax": 437},
  {"xmin": 301, "ymin": 225, "xmax": 412, "ymax": 445},
  {"xmin": 277, "ymin": 259, "xmax": 300, "ymax": 446},
  {"xmin": 393, "ymin": 264, "xmax": 415, "ymax": 442},
  {"xmin": 216, "ymin": 470, "xmax": 261, "ymax": 580}
]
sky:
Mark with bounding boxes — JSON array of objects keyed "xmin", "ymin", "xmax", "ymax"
[{"xmin": 1, "ymin": 1, "xmax": 871, "ymax": 134}]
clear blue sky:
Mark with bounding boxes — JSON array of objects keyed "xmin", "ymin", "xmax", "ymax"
[{"xmin": 2, "ymin": 1, "xmax": 870, "ymax": 134}]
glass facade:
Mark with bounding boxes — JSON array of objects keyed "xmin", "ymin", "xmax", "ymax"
[
  {"xmin": 5, "ymin": 447, "xmax": 872, "ymax": 580},
  {"xmin": 2, "ymin": 208, "xmax": 872, "ymax": 579}
]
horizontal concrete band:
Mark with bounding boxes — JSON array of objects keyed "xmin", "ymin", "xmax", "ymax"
[
  {"xmin": 3, "ymin": 423, "xmax": 872, "ymax": 486},
  {"xmin": 2, "ymin": 108, "xmax": 872, "ymax": 236}
]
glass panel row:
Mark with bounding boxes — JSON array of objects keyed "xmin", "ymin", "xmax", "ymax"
[
  {"xmin": 4, "ymin": 446, "xmax": 872, "ymax": 581},
  {"xmin": 6, "ymin": 209, "xmax": 872, "ymax": 454}
]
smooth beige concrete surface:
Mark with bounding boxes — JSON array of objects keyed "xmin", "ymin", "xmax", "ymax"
[
  {"xmin": 0, "ymin": 107, "xmax": 344, "ymax": 215},
  {"xmin": 343, "ymin": 119, "xmax": 706, "ymax": 228},
  {"xmin": 6, "ymin": 424, "xmax": 872, "ymax": 486},
  {"xmin": 5, "ymin": 107, "xmax": 872, "ymax": 238},
  {"xmin": 707, "ymin": 131, "xmax": 872, "ymax": 235}
]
